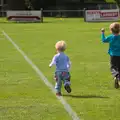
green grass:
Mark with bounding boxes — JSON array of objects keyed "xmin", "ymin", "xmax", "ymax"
[
  {"xmin": 0, "ymin": 18, "xmax": 120, "ymax": 120},
  {"xmin": 84, "ymin": 0, "xmax": 116, "ymax": 3},
  {"xmin": 106, "ymin": 0, "xmax": 115, "ymax": 3}
]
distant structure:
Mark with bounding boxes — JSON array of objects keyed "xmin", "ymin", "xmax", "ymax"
[{"xmin": 0, "ymin": 0, "xmax": 7, "ymax": 16}]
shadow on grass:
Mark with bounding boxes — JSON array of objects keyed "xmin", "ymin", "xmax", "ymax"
[
  {"xmin": 0, "ymin": 21, "xmax": 58, "ymax": 24},
  {"xmin": 63, "ymin": 94, "xmax": 109, "ymax": 99},
  {"xmin": 0, "ymin": 21, "xmax": 42, "ymax": 24}
]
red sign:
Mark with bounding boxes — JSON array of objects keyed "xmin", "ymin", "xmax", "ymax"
[
  {"xmin": 100, "ymin": 12, "xmax": 118, "ymax": 17},
  {"xmin": 85, "ymin": 9, "xmax": 119, "ymax": 22}
]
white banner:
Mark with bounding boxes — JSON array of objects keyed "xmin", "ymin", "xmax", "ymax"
[
  {"xmin": 7, "ymin": 11, "xmax": 42, "ymax": 22},
  {"xmin": 85, "ymin": 9, "xmax": 119, "ymax": 22}
]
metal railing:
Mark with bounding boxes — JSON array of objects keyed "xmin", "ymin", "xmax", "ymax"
[
  {"xmin": 0, "ymin": 10, "xmax": 6, "ymax": 17},
  {"xmin": 0, "ymin": 6, "xmax": 119, "ymax": 18},
  {"xmin": 0, "ymin": 9, "xmax": 85, "ymax": 17},
  {"xmin": 43, "ymin": 10, "xmax": 84, "ymax": 17}
]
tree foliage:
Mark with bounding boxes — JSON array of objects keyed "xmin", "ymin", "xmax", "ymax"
[
  {"xmin": 115, "ymin": 0, "xmax": 120, "ymax": 8},
  {"xmin": 7, "ymin": 0, "xmax": 35, "ymax": 10},
  {"xmin": 7, "ymin": 0, "xmax": 25, "ymax": 10},
  {"xmin": 25, "ymin": 0, "xmax": 34, "ymax": 10}
]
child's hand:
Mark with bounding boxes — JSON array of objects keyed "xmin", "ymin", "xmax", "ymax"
[
  {"xmin": 49, "ymin": 64, "xmax": 51, "ymax": 68},
  {"xmin": 101, "ymin": 28, "xmax": 105, "ymax": 32}
]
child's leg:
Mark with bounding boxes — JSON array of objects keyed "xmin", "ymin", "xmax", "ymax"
[
  {"xmin": 62, "ymin": 72, "xmax": 71, "ymax": 93},
  {"xmin": 110, "ymin": 56, "xmax": 120, "ymax": 88},
  {"xmin": 118, "ymin": 57, "xmax": 120, "ymax": 79},
  {"xmin": 55, "ymin": 72, "xmax": 62, "ymax": 95},
  {"xmin": 110, "ymin": 56, "xmax": 119, "ymax": 78}
]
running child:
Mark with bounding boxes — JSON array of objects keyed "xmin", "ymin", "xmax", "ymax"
[
  {"xmin": 101, "ymin": 22, "xmax": 120, "ymax": 89},
  {"xmin": 49, "ymin": 40, "xmax": 71, "ymax": 96}
]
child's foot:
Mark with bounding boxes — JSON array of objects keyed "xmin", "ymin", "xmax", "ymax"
[
  {"xmin": 56, "ymin": 92, "xmax": 62, "ymax": 96},
  {"xmin": 114, "ymin": 77, "xmax": 119, "ymax": 89},
  {"xmin": 64, "ymin": 84, "xmax": 71, "ymax": 93}
]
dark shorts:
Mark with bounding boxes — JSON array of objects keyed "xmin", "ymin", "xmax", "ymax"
[{"xmin": 110, "ymin": 56, "xmax": 120, "ymax": 77}]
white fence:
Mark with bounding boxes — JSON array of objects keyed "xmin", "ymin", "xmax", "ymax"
[
  {"xmin": 85, "ymin": 9, "xmax": 120, "ymax": 22},
  {"xmin": 6, "ymin": 10, "xmax": 43, "ymax": 22}
]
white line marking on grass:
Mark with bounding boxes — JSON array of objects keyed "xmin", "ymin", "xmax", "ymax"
[{"xmin": 2, "ymin": 30, "xmax": 80, "ymax": 120}]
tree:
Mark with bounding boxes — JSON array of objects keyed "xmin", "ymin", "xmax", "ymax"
[
  {"xmin": 7, "ymin": 0, "xmax": 25, "ymax": 10},
  {"xmin": 115, "ymin": 0, "xmax": 120, "ymax": 8},
  {"xmin": 80, "ymin": 0, "xmax": 84, "ymax": 9},
  {"xmin": 25, "ymin": 0, "xmax": 34, "ymax": 10}
]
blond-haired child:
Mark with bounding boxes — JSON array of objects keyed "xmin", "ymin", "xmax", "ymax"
[
  {"xmin": 101, "ymin": 22, "xmax": 120, "ymax": 89},
  {"xmin": 49, "ymin": 40, "xmax": 71, "ymax": 96}
]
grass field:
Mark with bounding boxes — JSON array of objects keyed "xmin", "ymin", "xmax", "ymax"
[{"xmin": 0, "ymin": 18, "xmax": 120, "ymax": 120}]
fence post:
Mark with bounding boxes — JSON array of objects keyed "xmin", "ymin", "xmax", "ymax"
[
  {"xmin": 83, "ymin": 8, "xmax": 86, "ymax": 22},
  {"xmin": 41, "ymin": 8, "xmax": 43, "ymax": 23}
]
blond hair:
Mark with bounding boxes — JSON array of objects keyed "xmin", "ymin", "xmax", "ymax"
[
  {"xmin": 110, "ymin": 22, "xmax": 120, "ymax": 34},
  {"xmin": 55, "ymin": 40, "xmax": 66, "ymax": 52}
]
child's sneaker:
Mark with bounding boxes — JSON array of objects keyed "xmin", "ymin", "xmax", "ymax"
[
  {"xmin": 117, "ymin": 75, "xmax": 120, "ymax": 85},
  {"xmin": 56, "ymin": 92, "xmax": 62, "ymax": 96},
  {"xmin": 64, "ymin": 84, "xmax": 71, "ymax": 93},
  {"xmin": 114, "ymin": 77, "xmax": 119, "ymax": 89}
]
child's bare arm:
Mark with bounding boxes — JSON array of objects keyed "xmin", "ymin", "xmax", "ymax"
[{"xmin": 101, "ymin": 28, "xmax": 105, "ymax": 32}]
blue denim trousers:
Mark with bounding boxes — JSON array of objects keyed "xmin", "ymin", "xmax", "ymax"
[{"xmin": 54, "ymin": 71, "xmax": 71, "ymax": 93}]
